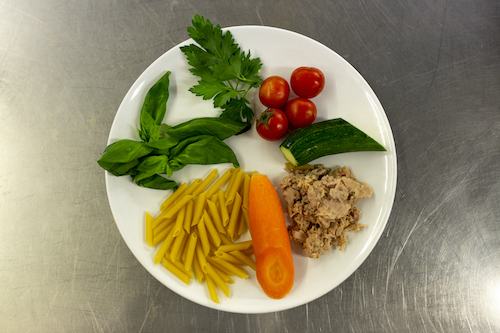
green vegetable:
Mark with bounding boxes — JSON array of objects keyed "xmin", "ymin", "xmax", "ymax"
[
  {"xmin": 139, "ymin": 71, "xmax": 171, "ymax": 142},
  {"xmin": 163, "ymin": 117, "xmax": 251, "ymax": 141},
  {"xmin": 180, "ymin": 14, "xmax": 263, "ymax": 123},
  {"xmin": 279, "ymin": 118, "xmax": 387, "ymax": 167}
]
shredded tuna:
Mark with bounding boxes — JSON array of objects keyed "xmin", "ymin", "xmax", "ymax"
[{"xmin": 279, "ymin": 165, "xmax": 372, "ymax": 258}]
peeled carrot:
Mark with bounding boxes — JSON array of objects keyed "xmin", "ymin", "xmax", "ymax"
[{"xmin": 248, "ymin": 174, "xmax": 294, "ymax": 299}]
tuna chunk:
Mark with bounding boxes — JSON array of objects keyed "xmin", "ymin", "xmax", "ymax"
[{"xmin": 279, "ymin": 165, "xmax": 371, "ymax": 258}]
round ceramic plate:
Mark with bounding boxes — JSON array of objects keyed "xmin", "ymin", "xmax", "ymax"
[{"xmin": 105, "ymin": 25, "xmax": 397, "ymax": 314}]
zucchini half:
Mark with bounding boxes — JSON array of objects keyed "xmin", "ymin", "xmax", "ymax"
[{"xmin": 279, "ymin": 118, "xmax": 386, "ymax": 166}]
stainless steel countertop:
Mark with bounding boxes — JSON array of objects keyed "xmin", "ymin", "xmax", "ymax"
[{"xmin": 1, "ymin": 0, "xmax": 499, "ymax": 332}]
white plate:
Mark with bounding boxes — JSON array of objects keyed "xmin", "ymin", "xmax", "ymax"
[{"xmin": 105, "ymin": 26, "xmax": 397, "ymax": 313}]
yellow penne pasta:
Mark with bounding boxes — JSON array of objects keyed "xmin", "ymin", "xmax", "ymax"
[
  {"xmin": 197, "ymin": 217, "xmax": 210, "ymax": 256},
  {"xmin": 218, "ymin": 190, "xmax": 230, "ymax": 226},
  {"xmin": 185, "ymin": 178, "xmax": 203, "ymax": 196},
  {"xmin": 195, "ymin": 241, "xmax": 208, "ymax": 273},
  {"xmin": 183, "ymin": 199, "xmax": 194, "ymax": 233},
  {"xmin": 145, "ymin": 212, "xmax": 153, "ymax": 247},
  {"xmin": 162, "ymin": 258, "xmax": 190, "ymax": 285},
  {"xmin": 240, "ymin": 247, "xmax": 254, "ymax": 256},
  {"xmin": 153, "ymin": 217, "xmax": 175, "ymax": 236},
  {"xmin": 170, "ymin": 228, "xmax": 186, "ymax": 261},
  {"xmin": 230, "ymin": 250, "xmax": 257, "ymax": 271},
  {"xmin": 217, "ymin": 240, "xmax": 253, "ymax": 252},
  {"xmin": 227, "ymin": 192, "xmax": 242, "ymax": 239},
  {"xmin": 202, "ymin": 210, "xmax": 221, "ymax": 247},
  {"xmin": 172, "ymin": 205, "xmax": 186, "ymax": 237},
  {"xmin": 241, "ymin": 206, "xmax": 250, "ymax": 229},
  {"xmin": 153, "ymin": 222, "xmax": 175, "ymax": 247},
  {"xmin": 191, "ymin": 191, "xmax": 207, "ymax": 227},
  {"xmin": 160, "ymin": 182, "xmax": 187, "ymax": 211},
  {"xmin": 164, "ymin": 195, "xmax": 193, "ymax": 219},
  {"xmin": 225, "ymin": 169, "xmax": 244, "ymax": 206},
  {"xmin": 207, "ymin": 200, "xmax": 225, "ymax": 234},
  {"xmin": 211, "ymin": 257, "xmax": 249, "ymax": 279},
  {"xmin": 192, "ymin": 169, "xmax": 218, "ymax": 197},
  {"xmin": 154, "ymin": 224, "xmax": 175, "ymax": 263},
  {"xmin": 206, "ymin": 264, "xmax": 230, "ymax": 298},
  {"xmin": 207, "ymin": 256, "xmax": 235, "ymax": 277},
  {"xmin": 225, "ymin": 167, "xmax": 239, "ymax": 195},
  {"xmin": 237, "ymin": 211, "xmax": 247, "ymax": 236},
  {"xmin": 214, "ymin": 250, "xmax": 246, "ymax": 266},
  {"xmin": 210, "ymin": 192, "xmax": 219, "ymax": 204},
  {"xmin": 206, "ymin": 168, "xmax": 232, "ymax": 198},
  {"xmin": 218, "ymin": 233, "xmax": 233, "ymax": 246},
  {"xmin": 241, "ymin": 173, "xmax": 251, "ymax": 210},
  {"xmin": 205, "ymin": 275, "xmax": 219, "ymax": 304},
  {"xmin": 192, "ymin": 251, "xmax": 205, "ymax": 283},
  {"xmin": 183, "ymin": 232, "xmax": 198, "ymax": 271},
  {"xmin": 166, "ymin": 253, "xmax": 194, "ymax": 280}
]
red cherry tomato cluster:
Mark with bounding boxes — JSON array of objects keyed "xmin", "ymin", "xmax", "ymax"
[{"xmin": 256, "ymin": 67, "xmax": 325, "ymax": 141}]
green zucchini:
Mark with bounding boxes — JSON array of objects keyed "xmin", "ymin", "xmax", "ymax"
[{"xmin": 279, "ymin": 118, "xmax": 386, "ymax": 166}]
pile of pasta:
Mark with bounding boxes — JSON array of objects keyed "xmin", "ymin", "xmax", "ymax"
[{"xmin": 144, "ymin": 167, "xmax": 256, "ymax": 304}]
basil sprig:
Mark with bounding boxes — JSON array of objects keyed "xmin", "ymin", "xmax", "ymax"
[{"xmin": 97, "ymin": 71, "xmax": 247, "ymax": 190}]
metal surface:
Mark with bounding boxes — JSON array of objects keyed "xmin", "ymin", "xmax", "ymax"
[{"xmin": 1, "ymin": 0, "xmax": 499, "ymax": 331}]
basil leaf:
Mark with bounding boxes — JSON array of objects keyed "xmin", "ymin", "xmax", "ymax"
[
  {"xmin": 98, "ymin": 139, "xmax": 153, "ymax": 163},
  {"xmin": 138, "ymin": 71, "xmax": 171, "ymax": 142},
  {"xmin": 144, "ymin": 137, "xmax": 179, "ymax": 155},
  {"xmin": 134, "ymin": 174, "xmax": 178, "ymax": 190},
  {"xmin": 169, "ymin": 135, "xmax": 239, "ymax": 172},
  {"xmin": 135, "ymin": 155, "xmax": 171, "ymax": 181},
  {"xmin": 97, "ymin": 159, "xmax": 139, "ymax": 176},
  {"xmin": 163, "ymin": 117, "xmax": 251, "ymax": 141}
]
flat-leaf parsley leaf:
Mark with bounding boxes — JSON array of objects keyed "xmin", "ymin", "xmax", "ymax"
[{"xmin": 180, "ymin": 14, "xmax": 263, "ymax": 123}]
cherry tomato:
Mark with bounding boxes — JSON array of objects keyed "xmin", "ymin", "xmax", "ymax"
[
  {"xmin": 259, "ymin": 76, "xmax": 290, "ymax": 108},
  {"xmin": 290, "ymin": 67, "xmax": 325, "ymax": 98},
  {"xmin": 285, "ymin": 98, "xmax": 317, "ymax": 128},
  {"xmin": 256, "ymin": 108, "xmax": 289, "ymax": 141}
]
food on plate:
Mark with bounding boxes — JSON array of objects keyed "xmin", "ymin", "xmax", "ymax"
[
  {"xmin": 279, "ymin": 165, "xmax": 372, "ymax": 258},
  {"xmin": 256, "ymin": 108, "xmax": 289, "ymax": 141},
  {"xmin": 259, "ymin": 76, "xmax": 290, "ymax": 108},
  {"xmin": 146, "ymin": 168, "xmax": 257, "ymax": 303},
  {"xmin": 290, "ymin": 67, "xmax": 325, "ymax": 98},
  {"xmin": 285, "ymin": 97, "xmax": 317, "ymax": 128},
  {"xmin": 180, "ymin": 14, "xmax": 263, "ymax": 123},
  {"xmin": 249, "ymin": 174, "xmax": 294, "ymax": 299},
  {"xmin": 279, "ymin": 118, "xmax": 387, "ymax": 167}
]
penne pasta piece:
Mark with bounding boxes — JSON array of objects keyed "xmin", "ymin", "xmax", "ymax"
[
  {"xmin": 183, "ymin": 232, "xmax": 198, "ymax": 271},
  {"xmin": 195, "ymin": 241, "xmax": 208, "ymax": 273},
  {"xmin": 214, "ymin": 250, "xmax": 246, "ymax": 266},
  {"xmin": 207, "ymin": 259, "xmax": 234, "ymax": 284},
  {"xmin": 197, "ymin": 217, "xmax": 210, "ymax": 256},
  {"xmin": 203, "ymin": 210, "xmax": 221, "ymax": 247},
  {"xmin": 185, "ymin": 178, "xmax": 203, "ymax": 196},
  {"xmin": 207, "ymin": 256, "xmax": 235, "ymax": 277},
  {"xmin": 241, "ymin": 173, "xmax": 251, "ymax": 210},
  {"xmin": 210, "ymin": 193, "xmax": 219, "ymax": 204},
  {"xmin": 154, "ymin": 224, "xmax": 175, "ymax": 263},
  {"xmin": 237, "ymin": 211, "xmax": 247, "ymax": 236},
  {"xmin": 166, "ymin": 253, "xmax": 194, "ymax": 280},
  {"xmin": 218, "ymin": 190, "xmax": 230, "ymax": 226},
  {"xmin": 229, "ymin": 250, "xmax": 256, "ymax": 271},
  {"xmin": 191, "ymin": 191, "xmax": 207, "ymax": 227},
  {"xmin": 145, "ymin": 212, "xmax": 153, "ymax": 247},
  {"xmin": 218, "ymin": 233, "xmax": 233, "ymax": 246},
  {"xmin": 192, "ymin": 169, "xmax": 218, "ymax": 197},
  {"xmin": 206, "ymin": 264, "xmax": 230, "ymax": 298},
  {"xmin": 225, "ymin": 167, "xmax": 239, "ymax": 196},
  {"xmin": 170, "ymin": 228, "xmax": 187, "ymax": 261},
  {"xmin": 207, "ymin": 200, "xmax": 225, "ymax": 234},
  {"xmin": 217, "ymin": 240, "xmax": 253, "ymax": 252},
  {"xmin": 227, "ymin": 192, "xmax": 242, "ymax": 239},
  {"xmin": 240, "ymin": 247, "xmax": 254, "ymax": 256},
  {"xmin": 211, "ymin": 257, "xmax": 249, "ymax": 279},
  {"xmin": 206, "ymin": 168, "xmax": 232, "ymax": 198},
  {"xmin": 225, "ymin": 169, "xmax": 244, "ymax": 206},
  {"xmin": 162, "ymin": 258, "xmax": 190, "ymax": 285},
  {"xmin": 183, "ymin": 199, "xmax": 194, "ymax": 233},
  {"xmin": 153, "ymin": 223, "xmax": 175, "ymax": 247},
  {"xmin": 192, "ymin": 250, "xmax": 205, "ymax": 283},
  {"xmin": 205, "ymin": 275, "xmax": 219, "ymax": 304},
  {"xmin": 241, "ymin": 206, "xmax": 250, "ymax": 229},
  {"xmin": 153, "ymin": 217, "xmax": 175, "ymax": 236},
  {"xmin": 172, "ymin": 205, "xmax": 186, "ymax": 237},
  {"xmin": 160, "ymin": 182, "xmax": 187, "ymax": 211},
  {"xmin": 164, "ymin": 195, "xmax": 193, "ymax": 219}
]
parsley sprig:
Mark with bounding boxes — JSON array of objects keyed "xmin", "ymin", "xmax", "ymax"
[{"xmin": 180, "ymin": 14, "xmax": 263, "ymax": 123}]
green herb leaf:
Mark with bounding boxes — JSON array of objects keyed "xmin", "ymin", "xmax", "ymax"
[
  {"xmin": 98, "ymin": 139, "xmax": 153, "ymax": 164},
  {"xmin": 169, "ymin": 135, "xmax": 239, "ymax": 172},
  {"xmin": 97, "ymin": 159, "xmax": 139, "ymax": 176},
  {"xmin": 220, "ymin": 98, "xmax": 254, "ymax": 123},
  {"xmin": 139, "ymin": 71, "xmax": 171, "ymax": 142},
  {"xmin": 134, "ymin": 174, "xmax": 178, "ymax": 190},
  {"xmin": 163, "ymin": 117, "xmax": 251, "ymax": 141}
]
